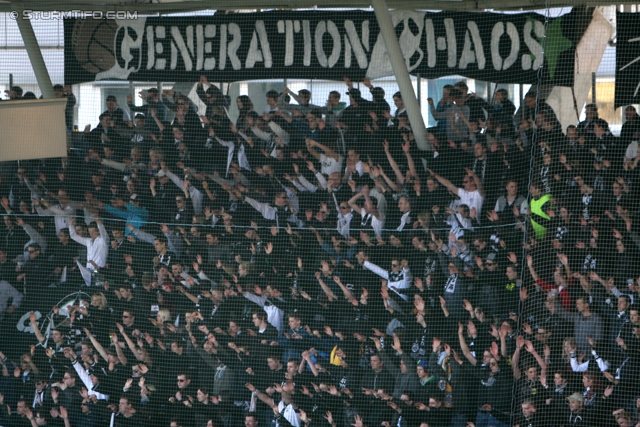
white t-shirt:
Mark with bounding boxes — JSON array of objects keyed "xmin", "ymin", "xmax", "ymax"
[
  {"xmin": 457, "ymin": 188, "xmax": 484, "ymax": 222},
  {"xmin": 277, "ymin": 402, "xmax": 301, "ymax": 427},
  {"xmin": 320, "ymin": 153, "xmax": 344, "ymax": 175}
]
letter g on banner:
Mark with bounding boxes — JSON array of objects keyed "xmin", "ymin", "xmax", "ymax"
[
  {"xmin": 97, "ymin": 18, "xmax": 147, "ymax": 80},
  {"xmin": 17, "ymin": 310, "xmax": 41, "ymax": 334}
]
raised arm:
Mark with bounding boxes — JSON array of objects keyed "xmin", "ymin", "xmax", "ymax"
[
  {"xmin": 377, "ymin": 167, "xmax": 401, "ymax": 193},
  {"xmin": 332, "ymin": 275, "xmax": 355, "ymax": 301},
  {"xmin": 524, "ymin": 340, "xmax": 548, "ymax": 378},
  {"xmin": 68, "ymin": 217, "xmax": 90, "ymax": 247},
  {"xmin": 34, "ymin": 200, "xmax": 58, "ymax": 217},
  {"xmin": 83, "ymin": 328, "xmax": 109, "ymax": 362},
  {"xmin": 250, "ymin": 124, "xmax": 273, "ymax": 142},
  {"xmin": 268, "ymin": 121, "xmax": 289, "ymax": 145},
  {"xmin": 69, "ymin": 354, "xmax": 93, "ymax": 391},
  {"xmin": 243, "ymin": 196, "xmax": 277, "ymax": 221},
  {"xmin": 163, "ymin": 229, "xmax": 183, "ymax": 258},
  {"xmin": 428, "ymin": 98, "xmax": 448, "ymax": 120},
  {"xmin": 23, "ymin": 177, "xmax": 44, "ymax": 198},
  {"xmin": 100, "ymin": 158, "xmax": 128, "ymax": 173},
  {"xmin": 16, "ymin": 217, "xmax": 47, "ymax": 253},
  {"xmin": 526, "ymin": 255, "xmax": 540, "ymax": 282},
  {"xmin": 178, "ymin": 286, "xmax": 200, "ymax": 304},
  {"xmin": 301, "ymin": 351, "xmax": 320, "ymax": 377},
  {"xmin": 29, "ymin": 312, "xmax": 46, "ymax": 344},
  {"xmin": 427, "ymin": 169, "xmax": 458, "ymax": 194},
  {"xmin": 511, "ymin": 335, "xmax": 524, "ymax": 379},
  {"xmin": 112, "ymin": 334, "xmax": 128, "ymax": 366},
  {"xmin": 376, "ymin": 346, "xmax": 400, "ymax": 379},
  {"xmin": 164, "ymin": 168, "xmax": 188, "ymax": 193},
  {"xmin": 201, "ymin": 180, "xmax": 216, "ymax": 201},
  {"xmin": 305, "ymin": 139, "xmax": 322, "ymax": 161},
  {"xmin": 402, "ymin": 136, "xmax": 418, "ymax": 178},
  {"xmin": 295, "ymin": 172, "xmax": 320, "ymax": 193},
  {"xmin": 117, "ymin": 323, "xmax": 139, "ymax": 361},
  {"xmin": 315, "ymin": 272, "xmax": 337, "ymax": 300},
  {"xmin": 132, "ymin": 226, "xmax": 157, "ymax": 245},
  {"xmin": 361, "ymin": 186, "xmax": 382, "ymax": 220},
  {"xmin": 457, "ymin": 322, "xmax": 477, "ymax": 365},
  {"xmin": 557, "ymin": 253, "xmax": 573, "ymax": 278},
  {"xmin": 383, "ymin": 140, "xmax": 405, "ymax": 185},
  {"xmin": 96, "ymin": 217, "xmax": 109, "ymax": 242},
  {"xmin": 149, "ymin": 108, "xmax": 165, "ymax": 132},
  {"xmin": 347, "ymin": 191, "xmax": 364, "ymax": 216},
  {"xmin": 308, "ymin": 139, "xmax": 340, "ymax": 161}
]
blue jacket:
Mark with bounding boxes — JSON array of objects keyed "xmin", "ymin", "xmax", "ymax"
[{"xmin": 105, "ymin": 203, "xmax": 149, "ymax": 235}]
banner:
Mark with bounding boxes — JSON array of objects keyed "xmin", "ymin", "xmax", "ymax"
[
  {"xmin": 16, "ymin": 292, "xmax": 91, "ymax": 342},
  {"xmin": 64, "ymin": 10, "xmax": 583, "ymax": 86},
  {"xmin": 615, "ymin": 11, "xmax": 640, "ymax": 108}
]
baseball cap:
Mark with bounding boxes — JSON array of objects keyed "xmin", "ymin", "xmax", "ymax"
[{"xmin": 156, "ymin": 170, "xmax": 166, "ymax": 178}]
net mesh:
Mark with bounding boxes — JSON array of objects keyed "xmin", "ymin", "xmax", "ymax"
[{"xmin": 0, "ymin": 5, "xmax": 636, "ymax": 427}]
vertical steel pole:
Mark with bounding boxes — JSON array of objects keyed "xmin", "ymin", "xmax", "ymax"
[
  {"xmin": 371, "ymin": 0, "xmax": 430, "ymax": 150},
  {"xmin": 14, "ymin": 7, "xmax": 55, "ymax": 98}
]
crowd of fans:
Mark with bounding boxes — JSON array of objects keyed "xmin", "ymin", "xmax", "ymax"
[{"xmin": 0, "ymin": 73, "xmax": 640, "ymax": 427}]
